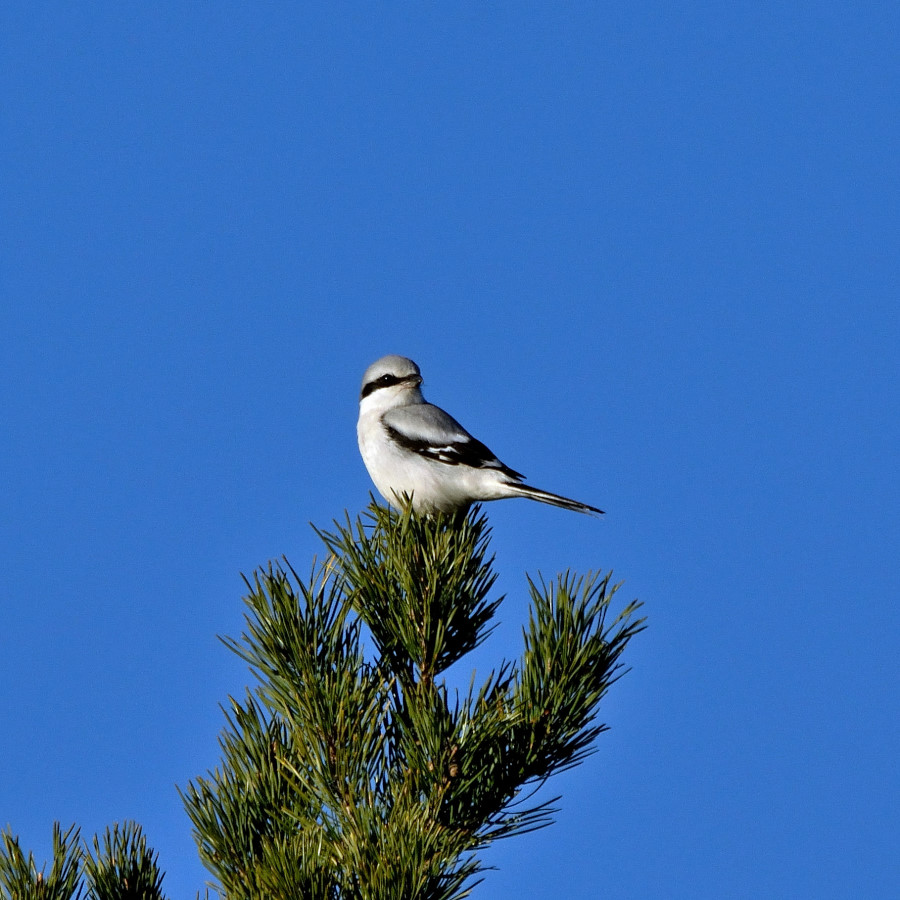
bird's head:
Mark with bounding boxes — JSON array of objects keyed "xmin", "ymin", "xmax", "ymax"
[{"xmin": 359, "ymin": 355, "xmax": 425, "ymax": 411}]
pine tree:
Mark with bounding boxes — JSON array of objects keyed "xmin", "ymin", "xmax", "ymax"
[
  {"xmin": 182, "ymin": 501, "xmax": 644, "ymax": 899},
  {"xmin": 2, "ymin": 501, "xmax": 642, "ymax": 899}
]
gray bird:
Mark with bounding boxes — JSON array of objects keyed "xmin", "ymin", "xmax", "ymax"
[{"xmin": 357, "ymin": 355, "xmax": 602, "ymax": 516}]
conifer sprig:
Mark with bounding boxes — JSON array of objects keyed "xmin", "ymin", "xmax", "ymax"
[
  {"xmin": 318, "ymin": 499, "xmax": 501, "ymax": 686},
  {"xmin": 83, "ymin": 823, "xmax": 167, "ymax": 900},
  {"xmin": 0, "ymin": 823, "xmax": 82, "ymax": 900}
]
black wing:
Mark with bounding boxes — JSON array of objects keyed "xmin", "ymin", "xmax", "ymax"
[{"xmin": 382, "ymin": 404, "xmax": 524, "ymax": 479}]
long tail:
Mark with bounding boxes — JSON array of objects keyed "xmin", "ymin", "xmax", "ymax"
[{"xmin": 506, "ymin": 482, "xmax": 604, "ymax": 516}]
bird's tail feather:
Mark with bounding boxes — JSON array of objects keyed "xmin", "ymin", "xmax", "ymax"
[{"xmin": 506, "ymin": 482, "xmax": 604, "ymax": 516}]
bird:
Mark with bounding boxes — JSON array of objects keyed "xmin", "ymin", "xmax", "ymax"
[{"xmin": 357, "ymin": 355, "xmax": 603, "ymax": 516}]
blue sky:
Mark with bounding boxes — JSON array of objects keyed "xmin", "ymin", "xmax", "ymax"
[{"xmin": 2, "ymin": 3, "xmax": 898, "ymax": 897}]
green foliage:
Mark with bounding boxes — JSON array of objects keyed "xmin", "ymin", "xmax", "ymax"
[
  {"xmin": 319, "ymin": 502, "xmax": 501, "ymax": 684},
  {"xmin": 184, "ymin": 500, "xmax": 644, "ymax": 899},
  {"xmin": 3, "ymin": 499, "xmax": 641, "ymax": 899},
  {"xmin": 0, "ymin": 823, "xmax": 82, "ymax": 900},
  {"xmin": 83, "ymin": 823, "xmax": 167, "ymax": 900},
  {"xmin": 0, "ymin": 823, "xmax": 171, "ymax": 900}
]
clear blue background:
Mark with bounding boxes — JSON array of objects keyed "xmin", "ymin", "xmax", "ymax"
[{"xmin": 2, "ymin": 3, "xmax": 898, "ymax": 897}]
